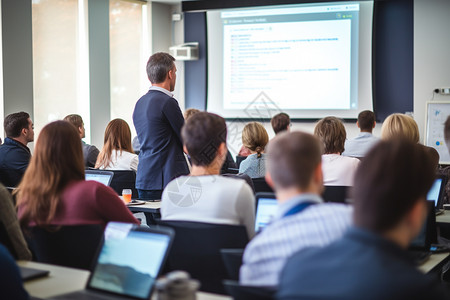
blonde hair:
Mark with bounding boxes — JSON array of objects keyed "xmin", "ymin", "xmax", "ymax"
[
  {"xmin": 242, "ymin": 122, "xmax": 269, "ymax": 158},
  {"xmin": 16, "ymin": 121, "xmax": 85, "ymax": 227},
  {"xmin": 95, "ymin": 119, "xmax": 134, "ymax": 169},
  {"xmin": 184, "ymin": 108, "xmax": 201, "ymax": 120},
  {"xmin": 381, "ymin": 113, "xmax": 419, "ymax": 143}
]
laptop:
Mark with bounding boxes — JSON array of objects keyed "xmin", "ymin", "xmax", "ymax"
[
  {"xmin": 426, "ymin": 175, "xmax": 446, "ymax": 215},
  {"xmin": 49, "ymin": 222, "xmax": 174, "ymax": 300},
  {"xmin": 408, "ymin": 201, "xmax": 437, "ymax": 265},
  {"xmin": 19, "ymin": 266, "xmax": 50, "ymax": 281},
  {"xmin": 85, "ymin": 170, "xmax": 114, "ymax": 187},
  {"xmin": 254, "ymin": 192, "xmax": 277, "ymax": 233}
]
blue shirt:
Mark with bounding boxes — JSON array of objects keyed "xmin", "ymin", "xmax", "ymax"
[
  {"xmin": 239, "ymin": 153, "xmax": 267, "ymax": 178},
  {"xmin": 0, "ymin": 244, "xmax": 29, "ymax": 300},
  {"xmin": 278, "ymin": 227, "xmax": 450, "ymax": 300},
  {"xmin": 0, "ymin": 137, "xmax": 31, "ymax": 187},
  {"xmin": 342, "ymin": 132, "xmax": 378, "ymax": 158}
]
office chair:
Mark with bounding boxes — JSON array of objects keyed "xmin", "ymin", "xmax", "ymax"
[
  {"xmin": 155, "ymin": 220, "xmax": 249, "ymax": 295},
  {"xmin": 25, "ymin": 224, "xmax": 103, "ymax": 270},
  {"xmin": 108, "ymin": 170, "xmax": 138, "ymax": 199},
  {"xmin": 322, "ymin": 185, "xmax": 352, "ymax": 204},
  {"xmin": 252, "ymin": 177, "xmax": 274, "ymax": 194},
  {"xmin": 220, "ymin": 248, "xmax": 245, "ymax": 281}
]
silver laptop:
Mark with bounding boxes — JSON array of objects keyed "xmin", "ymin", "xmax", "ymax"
[
  {"xmin": 85, "ymin": 170, "xmax": 114, "ymax": 187},
  {"xmin": 255, "ymin": 192, "xmax": 277, "ymax": 233},
  {"xmin": 49, "ymin": 222, "xmax": 174, "ymax": 300}
]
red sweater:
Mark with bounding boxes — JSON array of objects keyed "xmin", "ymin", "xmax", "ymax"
[{"xmin": 18, "ymin": 180, "xmax": 139, "ymax": 228}]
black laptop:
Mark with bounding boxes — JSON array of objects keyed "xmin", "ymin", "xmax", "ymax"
[
  {"xmin": 85, "ymin": 170, "xmax": 114, "ymax": 187},
  {"xmin": 408, "ymin": 201, "xmax": 437, "ymax": 265},
  {"xmin": 49, "ymin": 222, "xmax": 174, "ymax": 300},
  {"xmin": 254, "ymin": 192, "xmax": 277, "ymax": 233},
  {"xmin": 426, "ymin": 175, "xmax": 446, "ymax": 215}
]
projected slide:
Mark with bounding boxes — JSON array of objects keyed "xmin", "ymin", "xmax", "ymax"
[
  {"xmin": 207, "ymin": 2, "xmax": 374, "ymax": 119},
  {"xmin": 223, "ymin": 19, "xmax": 352, "ymax": 110}
]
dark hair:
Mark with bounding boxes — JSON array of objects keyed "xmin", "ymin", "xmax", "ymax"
[
  {"xmin": 4, "ymin": 112, "xmax": 30, "ymax": 138},
  {"xmin": 266, "ymin": 131, "xmax": 322, "ymax": 190},
  {"xmin": 444, "ymin": 116, "xmax": 450, "ymax": 148},
  {"xmin": 353, "ymin": 140, "xmax": 435, "ymax": 233},
  {"xmin": 271, "ymin": 113, "xmax": 291, "ymax": 134},
  {"xmin": 314, "ymin": 117, "xmax": 346, "ymax": 154},
  {"xmin": 358, "ymin": 110, "xmax": 375, "ymax": 132},
  {"xmin": 146, "ymin": 52, "xmax": 175, "ymax": 84},
  {"xmin": 182, "ymin": 112, "xmax": 227, "ymax": 166},
  {"xmin": 63, "ymin": 114, "xmax": 83, "ymax": 129}
]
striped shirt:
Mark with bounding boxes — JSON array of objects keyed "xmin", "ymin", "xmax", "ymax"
[{"xmin": 239, "ymin": 194, "xmax": 353, "ymax": 287}]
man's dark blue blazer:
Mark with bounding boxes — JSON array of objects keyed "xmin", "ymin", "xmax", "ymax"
[{"xmin": 133, "ymin": 89, "xmax": 189, "ymax": 191}]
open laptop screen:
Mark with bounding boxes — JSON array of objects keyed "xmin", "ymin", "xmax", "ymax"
[
  {"xmin": 255, "ymin": 193, "xmax": 278, "ymax": 232},
  {"xmin": 85, "ymin": 170, "xmax": 114, "ymax": 186},
  {"xmin": 87, "ymin": 222, "xmax": 172, "ymax": 299},
  {"xmin": 427, "ymin": 177, "xmax": 444, "ymax": 208}
]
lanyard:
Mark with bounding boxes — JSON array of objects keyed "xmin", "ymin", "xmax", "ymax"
[{"xmin": 283, "ymin": 201, "xmax": 315, "ymax": 218}]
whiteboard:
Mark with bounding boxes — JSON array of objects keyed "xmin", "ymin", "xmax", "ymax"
[{"xmin": 425, "ymin": 101, "xmax": 450, "ymax": 164}]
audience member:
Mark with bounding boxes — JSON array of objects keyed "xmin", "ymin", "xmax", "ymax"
[
  {"xmin": 381, "ymin": 113, "xmax": 439, "ymax": 167},
  {"xmin": 95, "ymin": 119, "xmax": 138, "ymax": 172},
  {"xmin": 16, "ymin": 121, "xmax": 139, "ymax": 229},
  {"xmin": 63, "ymin": 114, "xmax": 99, "ymax": 168},
  {"xmin": 277, "ymin": 139, "xmax": 449, "ymax": 299},
  {"xmin": 161, "ymin": 112, "xmax": 255, "ymax": 237},
  {"xmin": 133, "ymin": 52, "xmax": 189, "ymax": 200},
  {"xmin": 0, "ymin": 244, "xmax": 29, "ymax": 300},
  {"xmin": 240, "ymin": 131, "xmax": 352, "ymax": 287},
  {"xmin": 183, "ymin": 108, "xmax": 237, "ymax": 172},
  {"xmin": 314, "ymin": 117, "xmax": 359, "ymax": 186},
  {"xmin": 239, "ymin": 122, "xmax": 269, "ymax": 178},
  {"xmin": 271, "ymin": 112, "xmax": 291, "ymax": 135},
  {"xmin": 342, "ymin": 110, "xmax": 378, "ymax": 157},
  {"xmin": 0, "ymin": 112, "xmax": 34, "ymax": 187},
  {"xmin": 0, "ymin": 184, "xmax": 31, "ymax": 260}
]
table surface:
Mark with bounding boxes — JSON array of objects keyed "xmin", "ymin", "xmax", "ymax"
[
  {"xmin": 18, "ymin": 261, "xmax": 231, "ymax": 300},
  {"xmin": 437, "ymin": 210, "xmax": 450, "ymax": 223},
  {"xmin": 126, "ymin": 200, "xmax": 161, "ymax": 213},
  {"xmin": 418, "ymin": 253, "xmax": 450, "ymax": 273}
]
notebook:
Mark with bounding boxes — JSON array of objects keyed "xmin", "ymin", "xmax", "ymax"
[
  {"xmin": 254, "ymin": 192, "xmax": 277, "ymax": 233},
  {"xmin": 49, "ymin": 222, "xmax": 174, "ymax": 300},
  {"xmin": 85, "ymin": 170, "xmax": 114, "ymax": 187},
  {"xmin": 426, "ymin": 175, "xmax": 446, "ymax": 214},
  {"xmin": 408, "ymin": 201, "xmax": 437, "ymax": 265},
  {"xmin": 19, "ymin": 266, "xmax": 50, "ymax": 281}
]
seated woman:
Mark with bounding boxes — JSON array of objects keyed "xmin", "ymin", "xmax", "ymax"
[
  {"xmin": 161, "ymin": 112, "xmax": 255, "ymax": 238},
  {"xmin": 95, "ymin": 119, "xmax": 139, "ymax": 172},
  {"xmin": 16, "ymin": 121, "xmax": 139, "ymax": 229},
  {"xmin": 314, "ymin": 117, "xmax": 360, "ymax": 186},
  {"xmin": 0, "ymin": 184, "xmax": 31, "ymax": 260},
  {"xmin": 239, "ymin": 122, "xmax": 269, "ymax": 178},
  {"xmin": 381, "ymin": 113, "xmax": 439, "ymax": 167}
]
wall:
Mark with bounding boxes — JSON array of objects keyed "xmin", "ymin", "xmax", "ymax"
[{"xmin": 414, "ymin": 0, "xmax": 450, "ymax": 143}]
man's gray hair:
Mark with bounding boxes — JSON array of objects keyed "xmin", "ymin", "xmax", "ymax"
[{"xmin": 146, "ymin": 52, "xmax": 175, "ymax": 84}]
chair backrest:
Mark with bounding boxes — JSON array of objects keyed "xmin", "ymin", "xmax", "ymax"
[
  {"xmin": 322, "ymin": 185, "xmax": 351, "ymax": 204},
  {"xmin": 109, "ymin": 170, "xmax": 138, "ymax": 198},
  {"xmin": 220, "ymin": 248, "xmax": 244, "ymax": 281},
  {"xmin": 0, "ymin": 168, "xmax": 24, "ymax": 188},
  {"xmin": 252, "ymin": 177, "xmax": 274, "ymax": 194},
  {"xmin": 155, "ymin": 220, "xmax": 249, "ymax": 295},
  {"xmin": 236, "ymin": 156, "xmax": 247, "ymax": 168},
  {"xmin": 223, "ymin": 280, "xmax": 276, "ymax": 300},
  {"xmin": 25, "ymin": 224, "xmax": 103, "ymax": 270}
]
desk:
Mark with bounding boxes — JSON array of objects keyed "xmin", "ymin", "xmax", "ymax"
[
  {"xmin": 437, "ymin": 210, "xmax": 450, "ymax": 224},
  {"xmin": 19, "ymin": 261, "xmax": 231, "ymax": 300},
  {"xmin": 419, "ymin": 253, "xmax": 450, "ymax": 274},
  {"xmin": 127, "ymin": 201, "xmax": 161, "ymax": 214}
]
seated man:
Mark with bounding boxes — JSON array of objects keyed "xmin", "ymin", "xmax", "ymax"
[
  {"xmin": 278, "ymin": 140, "xmax": 450, "ymax": 299},
  {"xmin": 271, "ymin": 112, "xmax": 291, "ymax": 135},
  {"xmin": 0, "ymin": 112, "xmax": 34, "ymax": 187},
  {"xmin": 161, "ymin": 112, "xmax": 255, "ymax": 238},
  {"xmin": 342, "ymin": 110, "xmax": 378, "ymax": 158},
  {"xmin": 239, "ymin": 131, "xmax": 352, "ymax": 287},
  {"xmin": 64, "ymin": 114, "xmax": 99, "ymax": 168}
]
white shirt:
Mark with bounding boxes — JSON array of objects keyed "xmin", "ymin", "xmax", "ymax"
[
  {"xmin": 99, "ymin": 149, "xmax": 138, "ymax": 172},
  {"xmin": 161, "ymin": 175, "xmax": 255, "ymax": 238},
  {"xmin": 342, "ymin": 132, "xmax": 379, "ymax": 158},
  {"xmin": 240, "ymin": 194, "xmax": 353, "ymax": 287},
  {"xmin": 149, "ymin": 86, "xmax": 173, "ymax": 97},
  {"xmin": 322, "ymin": 154, "xmax": 360, "ymax": 186}
]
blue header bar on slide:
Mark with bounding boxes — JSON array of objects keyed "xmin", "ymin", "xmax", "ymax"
[{"xmin": 221, "ymin": 4, "xmax": 359, "ymax": 18}]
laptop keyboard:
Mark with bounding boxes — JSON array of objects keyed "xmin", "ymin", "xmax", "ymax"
[{"xmin": 408, "ymin": 250, "xmax": 431, "ymax": 265}]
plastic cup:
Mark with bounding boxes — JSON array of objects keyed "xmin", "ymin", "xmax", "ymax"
[{"xmin": 122, "ymin": 189, "xmax": 132, "ymax": 203}]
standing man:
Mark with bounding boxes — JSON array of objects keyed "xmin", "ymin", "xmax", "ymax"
[
  {"xmin": 133, "ymin": 52, "xmax": 189, "ymax": 200},
  {"xmin": 63, "ymin": 114, "xmax": 99, "ymax": 168},
  {"xmin": 0, "ymin": 112, "xmax": 34, "ymax": 187},
  {"xmin": 342, "ymin": 110, "xmax": 378, "ymax": 158}
]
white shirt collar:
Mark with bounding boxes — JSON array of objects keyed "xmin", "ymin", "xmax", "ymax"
[{"xmin": 149, "ymin": 86, "xmax": 174, "ymax": 98}]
